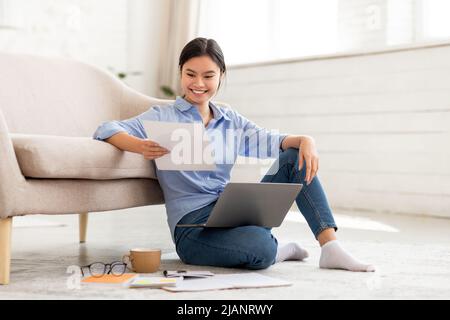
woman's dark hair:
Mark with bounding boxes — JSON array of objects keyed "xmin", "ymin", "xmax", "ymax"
[{"xmin": 178, "ymin": 37, "xmax": 226, "ymax": 76}]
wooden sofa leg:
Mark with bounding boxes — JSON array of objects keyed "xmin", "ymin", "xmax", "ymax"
[
  {"xmin": 79, "ymin": 213, "xmax": 88, "ymax": 243},
  {"xmin": 0, "ymin": 217, "xmax": 12, "ymax": 285}
]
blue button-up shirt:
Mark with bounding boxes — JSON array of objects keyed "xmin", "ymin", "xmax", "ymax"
[{"xmin": 93, "ymin": 96, "xmax": 287, "ymax": 242}]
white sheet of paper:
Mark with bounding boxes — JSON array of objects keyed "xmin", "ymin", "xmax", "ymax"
[
  {"xmin": 162, "ymin": 273, "xmax": 292, "ymax": 292},
  {"xmin": 142, "ymin": 120, "xmax": 216, "ymax": 171}
]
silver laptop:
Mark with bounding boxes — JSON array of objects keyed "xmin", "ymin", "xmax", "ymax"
[{"xmin": 176, "ymin": 182, "xmax": 303, "ymax": 228}]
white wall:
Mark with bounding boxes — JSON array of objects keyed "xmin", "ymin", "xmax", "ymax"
[
  {"xmin": 217, "ymin": 44, "xmax": 450, "ymax": 218},
  {"xmin": 0, "ymin": 0, "xmax": 128, "ymax": 72},
  {"xmin": 0, "ymin": 0, "xmax": 170, "ymax": 97}
]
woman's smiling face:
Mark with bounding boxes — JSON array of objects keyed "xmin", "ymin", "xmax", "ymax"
[{"xmin": 180, "ymin": 55, "xmax": 222, "ymax": 106}]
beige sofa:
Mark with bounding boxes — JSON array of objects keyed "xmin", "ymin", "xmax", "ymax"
[{"xmin": 0, "ymin": 53, "xmax": 173, "ymax": 285}]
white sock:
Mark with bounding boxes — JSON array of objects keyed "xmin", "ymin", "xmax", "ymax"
[
  {"xmin": 275, "ymin": 242, "xmax": 309, "ymax": 263},
  {"xmin": 319, "ymin": 240, "xmax": 375, "ymax": 272}
]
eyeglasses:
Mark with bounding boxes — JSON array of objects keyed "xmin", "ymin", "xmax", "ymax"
[{"xmin": 80, "ymin": 261, "xmax": 128, "ymax": 278}]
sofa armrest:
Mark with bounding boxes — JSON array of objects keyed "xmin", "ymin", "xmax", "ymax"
[{"xmin": 0, "ymin": 108, "xmax": 25, "ymax": 218}]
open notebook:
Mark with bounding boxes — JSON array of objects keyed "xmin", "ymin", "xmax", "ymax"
[{"xmin": 162, "ymin": 273, "xmax": 292, "ymax": 292}]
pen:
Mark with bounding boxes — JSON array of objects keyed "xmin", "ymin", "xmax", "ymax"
[{"xmin": 163, "ymin": 270, "xmax": 187, "ymax": 277}]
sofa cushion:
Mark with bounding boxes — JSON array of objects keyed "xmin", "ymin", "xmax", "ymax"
[{"xmin": 11, "ymin": 134, "xmax": 157, "ymax": 180}]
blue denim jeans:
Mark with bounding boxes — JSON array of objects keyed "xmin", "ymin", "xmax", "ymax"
[{"xmin": 174, "ymin": 148, "xmax": 338, "ymax": 270}]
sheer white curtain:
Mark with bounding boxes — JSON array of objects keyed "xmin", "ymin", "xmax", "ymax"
[{"xmin": 158, "ymin": 0, "xmax": 201, "ymax": 98}]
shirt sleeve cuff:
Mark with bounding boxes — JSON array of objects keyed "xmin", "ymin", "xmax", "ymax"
[{"xmin": 92, "ymin": 121, "xmax": 127, "ymax": 141}]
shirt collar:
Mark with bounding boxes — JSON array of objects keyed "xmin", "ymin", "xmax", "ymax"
[
  {"xmin": 174, "ymin": 96, "xmax": 194, "ymax": 112},
  {"xmin": 174, "ymin": 96, "xmax": 231, "ymax": 121}
]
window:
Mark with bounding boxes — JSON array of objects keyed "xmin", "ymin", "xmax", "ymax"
[
  {"xmin": 197, "ymin": 0, "xmax": 450, "ymax": 66},
  {"xmin": 421, "ymin": 0, "xmax": 450, "ymax": 40},
  {"xmin": 197, "ymin": 0, "xmax": 338, "ymax": 65}
]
